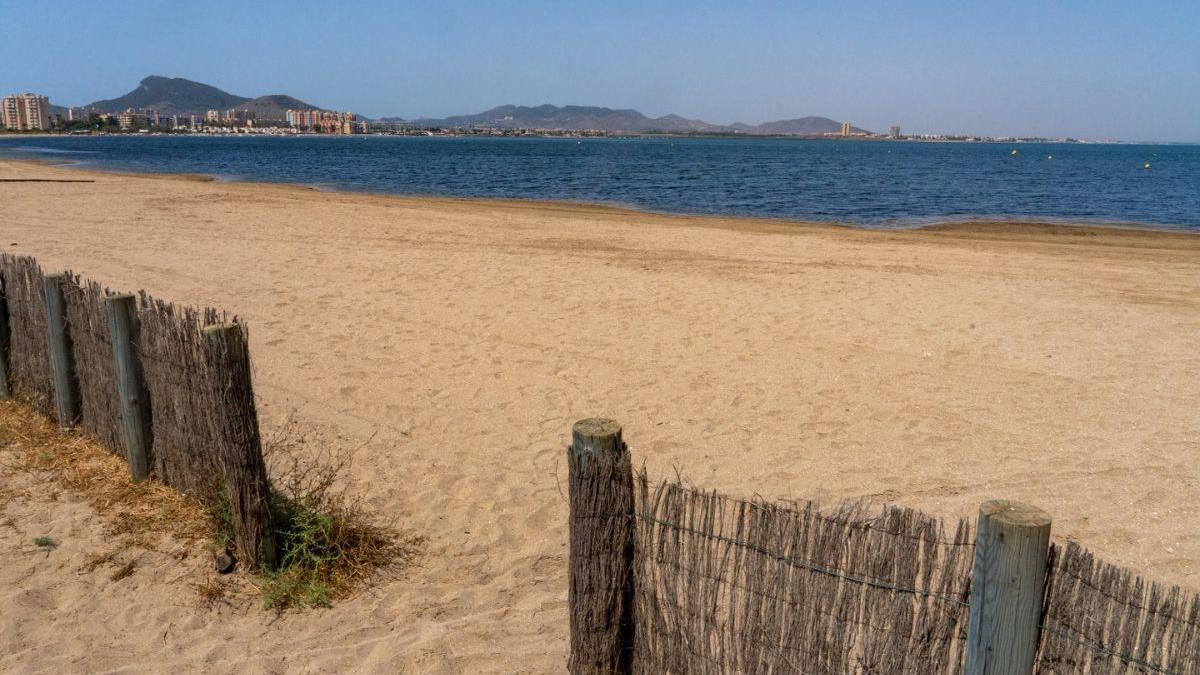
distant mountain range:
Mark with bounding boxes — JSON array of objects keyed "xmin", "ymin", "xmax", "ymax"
[
  {"xmin": 392, "ymin": 105, "xmax": 717, "ymax": 133},
  {"xmin": 80, "ymin": 76, "xmax": 326, "ymax": 119},
  {"xmin": 391, "ymin": 105, "xmax": 868, "ymax": 135},
  {"xmin": 69, "ymin": 75, "xmax": 869, "ymax": 134}
]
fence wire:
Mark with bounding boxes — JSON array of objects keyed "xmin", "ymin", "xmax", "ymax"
[
  {"xmin": 606, "ymin": 471, "xmax": 1200, "ymax": 674},
  {"xmin": 0, "ymin": 254, "xmax": 55, "ymax": 416},
  {"xmin": 630, "ymin": 474, "xmax": 974, "ymax": 674},
  {"xmin": 1037, "ymin": 542, "xmax": 1200, "ymax": 674},
  {"xmin": 61, "ymin": 275, "xmax": 125, "ymax": 451}
]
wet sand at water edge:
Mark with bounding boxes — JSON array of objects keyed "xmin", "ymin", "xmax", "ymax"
[{"xmin": 1, "ymin": 158, "xmax": 1198, "ymax": 672}]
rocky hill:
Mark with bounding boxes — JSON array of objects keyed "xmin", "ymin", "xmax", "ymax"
[{"xmin": 84, "ymin": 77, "xmax": 323, "ymax": 119}]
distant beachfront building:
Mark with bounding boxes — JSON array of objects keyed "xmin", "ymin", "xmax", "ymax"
[
  {"xmin": 168, "ymin": 115, "xmax": 198, "ymax": 130},
  {"xmin": 205, "ymin": 110, "xmax": 221, "ymax": 123},
  {"xmin": 2, "ymin": 93, "xmax": 52, "ymax": 131},
  {"xmin": 116, "ymin": 109, "xmax": 146, "ymax": 130},
  {"xmin": 116, "ymin": 108, "xmax": 162, "ymax": 130},
  {"xmin": 286, "ymin": 109, "xmax": 315, "ymax": 129},
  {"xmin": 286, "ymin": 109, "xmax": 361, "ymax": 134},
  {"xmin": 839, "ymin": 121, "xmax": 852, "ymax": 138},
  {"xmin": 890, "ymin": 125, "xmax": 901, "ymax": 139},
  {"xmin": 224, "ymin": 108, "xmax": 256, "ymax": 124}
]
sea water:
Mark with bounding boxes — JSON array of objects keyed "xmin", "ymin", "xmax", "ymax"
[{"xmin": 2, "ymin": 135, "xmax": 1196, "ymax": 230}]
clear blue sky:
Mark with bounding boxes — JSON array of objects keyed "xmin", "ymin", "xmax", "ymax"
[{"xmin": 2, "ymin": 0, "xmax": 1197, "ymax": 141}]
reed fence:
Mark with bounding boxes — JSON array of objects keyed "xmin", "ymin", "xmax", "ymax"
[
  {"xmin": 0, "ymin": 253, "xmax": 275, "ymax": 568},
  {"xmin": 567, "ymin": 418, "xmax": 1200, "ymax": 674}
]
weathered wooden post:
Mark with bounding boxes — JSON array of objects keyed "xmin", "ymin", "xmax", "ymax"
[
  {"xmin": 42, "ymin": 274, "xmax": 79, "ymax": 429},
  {"xmin": 965, "ymin": 499, "xmax": 1053, "ymax": 674},
  {"xmin": 203, "ymin": 323, "xmax": 276, "ymax": 570},
  {"xmin": 0, "ymin": 279, "xmax": 11, "ymax": 399},
  {"xmin": 106, "ymin": 294, "xmax": 151, "ymax": 482},
  {"xmin": 568, "ymin": 418, "xmax": 636, "ymax": 675}
]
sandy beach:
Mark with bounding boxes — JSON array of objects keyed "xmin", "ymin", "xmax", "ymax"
[{"xmin": 2, "ymin": 158, "xmax": 1199, "ymax": 673}]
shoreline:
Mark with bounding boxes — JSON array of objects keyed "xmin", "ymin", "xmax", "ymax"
[{"xmin": 1, "ymin": 155, "xmax": 1197, "ymax": 242}]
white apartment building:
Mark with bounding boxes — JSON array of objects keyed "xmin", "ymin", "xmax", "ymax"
[{"xmin": 2, "ymin": 93, "xmax": 52, "ymax": 130}]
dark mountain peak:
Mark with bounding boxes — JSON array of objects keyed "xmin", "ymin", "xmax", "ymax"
[
  {"xmin": 558, "ymin": 105, "xmax": 643, "ymax": 118},
  {"xmin": 240, "ymin": 94, "xmax": 324, "ymax": 119},
  {"xmin": 138, "ymin": 75, "xmax": 186, "ymax": 88},
  {"xmin": 753, "ymin": 117, "xmax": 852, "ymax": 135},
  {"xmin": 254, "ymin": 94, "xmax": 301, "ymax": 105},
  {"xmin": 82, "ymin": 76, "xmax": 330, "ymax": 120},
  {"xmin": 86, "ymin": 75, "xmax": 249, "ymax": 115}
]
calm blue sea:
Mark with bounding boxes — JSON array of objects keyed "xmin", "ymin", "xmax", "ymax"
[{"xmin": 2, "ymin": 135, "xmax": 1197, "ymax": 230}]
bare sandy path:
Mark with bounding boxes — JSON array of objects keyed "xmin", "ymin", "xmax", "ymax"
[{"xmin": 1, "ymin": 159, "xmax": 1198, "ymax": 672}]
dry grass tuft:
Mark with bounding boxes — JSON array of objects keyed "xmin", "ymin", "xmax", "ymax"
[
  {"xmin": 191, "ymin": 576, "xmax": 231, "ymax": 609},
  {"xmin": 0, "ymin": 399, "xmax": 420, "ymax": 611},
  {"xmin": 109, "ymin": 559, "xmax": 137, "ymax": 581},
  {"xmin": 0, "ymin": 399, "xmax": 211, "ymax": 552},
  {"xmin": 81, "ymin": 549, "xmax": 121, "ymax": 573}
]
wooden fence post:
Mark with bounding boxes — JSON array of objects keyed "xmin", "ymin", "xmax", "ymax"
[
  {"xmin": 0, "ymin": 282, "xmax": 11, "ymax": 399},
  {"xmin": 106, "ymin": 294, "xmax": 151, "ymax": 483},
  {"xmin": 42, "ymin": 274, "xmax": 79, "ymax": 430},
  {"xmin": 965, "ymin": 499, "xmax": 1053, "ymax": 675},
  {"xmin": 203, "ymin": 323, "xmax": 276, "ymax": 570},
  {"xmin": 568, "ymin": 418, "xmax": 636, "ymax": 675}
]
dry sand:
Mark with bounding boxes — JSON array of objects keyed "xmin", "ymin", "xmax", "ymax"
[{"xmin": 1, "ymin": 158, "xmax": 1198, "ymax": 673}]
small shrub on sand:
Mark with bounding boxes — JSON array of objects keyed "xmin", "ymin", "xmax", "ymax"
[
  {"xmin": 216, "ymin": 418, "xmax": 413, "ymax": 610},
  {"xmin": 33, "ymin": 535, "xmax": 57, "ymax": 548}
]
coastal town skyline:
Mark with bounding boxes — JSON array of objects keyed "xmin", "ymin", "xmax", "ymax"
[
  {"xmin": 0, "ymin": 75, "xmax": 1181, "ymax": 143},
  {"xmin": 2, "ymin": 1, "xmax": 1198, "ymax": 142},
  {"xmin": 0, "ymin": 86, "xmax": 1085, "ymax": 143}
]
